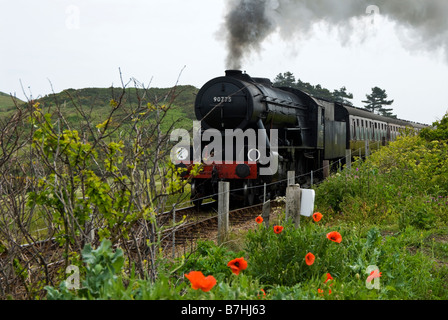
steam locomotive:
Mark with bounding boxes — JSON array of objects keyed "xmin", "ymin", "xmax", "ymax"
[{"xmin": 172, "ymin": 70, "xmax": 426, "ymax": 206}]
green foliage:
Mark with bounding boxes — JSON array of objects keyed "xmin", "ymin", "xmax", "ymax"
[
  {"xmin": 420, "ymin": 112, "xmax": 448, "ymax": 142},
  {"xmin": 27, "ymin": 105, "xmax": 137, "ymax": 243},
  {"xmin": 333, "ymin": 86, "xmax": 354, "ymax": 106},
  {"xmin": 245, "ymin": 221, "xmax": 336, "ymax": 286},
  {"xmin": 44, "ymin": 221, "xmax": 448, "ymax": 300},
  {"xmin": 176, "ymin": 240, "xmax": 245, "ymax": 281},
  {"xmin": 45, "ymin": 239, "xmax": 123, "ymax": 299},
  {"xmin": 316, "ymin": 134, "xmax": 448, "ymax": 229},
  {"xmin": 45, "ymin": 239, "xmax": 262, "ymax": 300},
  {"xmin": 0, "ymin": 91, "xmax": 24, "ymax": 112},
  {"xmin": 35, "ymin": 86, "xmax": 197, "ymax": 131},
  {"xmin": 45, "ymin": 239, "xmax": 185, "ymax": 300},
  {"xmin": 245, "ymin": 221, "xmax": 448, "ymax": 299},
  {"xmin": 307, "ymin": 125, "xmax": 448, "ymax": 299}
]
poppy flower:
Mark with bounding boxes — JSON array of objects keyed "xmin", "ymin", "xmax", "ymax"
[
  {"xmin": 326, "ymin": 231, "xmax": 342, "ymax": 243},
  {"xmin": 257, "ymin": 289, "xmax": 266, "ymax": 299},
  {"xmin": 273, "ymin": 225, "xmax": 284, "ymax": 234},
  {"xmin": 305, "ymin": 252, "xmax": 315, "ymax": 266},
  {"xmin": 227, "ymin": 257, "xmax": 248, "ymax": 275},
  {"xmin": 184, "ymin": 271, "xmax": 216, "ymax": 292},
  {"xmin": 255, "ymin": 216, "xmax": 263, "ymax": 224},
  {"xmin": 366, "ymin": 269, "xmax": 382, "ymax": 283},
  {"xmin": 318, "ymin": 287, "xmax": 331, "ymax": 296},
  {"xmin": 312, "ymin": 212, "xmax": 323, "ymax": 222},
  {"xmin": 324, "ymin": 273, "xmax": 333, "ymax": 284}
]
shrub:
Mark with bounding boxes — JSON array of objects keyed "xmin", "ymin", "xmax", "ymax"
[{"xmin": 315, "ymin": 133, "xmax": 448, "ymax": 229}]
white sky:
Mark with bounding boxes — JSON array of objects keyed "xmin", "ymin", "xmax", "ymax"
[{"xmin": 1, "ymin": 0, "xmax": 447, "ymax": 125}]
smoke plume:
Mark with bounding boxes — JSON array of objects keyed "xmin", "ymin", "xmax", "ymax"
[{"xmin": 222, "ymin": 0, "xmax": 448, "ymax": 69}]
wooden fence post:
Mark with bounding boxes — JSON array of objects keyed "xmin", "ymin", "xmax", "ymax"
[
  {"xmin": 285, "ymin": 184, "xmax": 301, "ymax": 228},
  {"xmin": 262, "ymin": 200, "xmax": 270, "ymax": 228},
  {"xmin": 287, "ymin": 171, "xmax": 295, "ymax": 186},
  {"xmin": 218, "ymin": 181, "xmax": 230, "ymax": 245}
]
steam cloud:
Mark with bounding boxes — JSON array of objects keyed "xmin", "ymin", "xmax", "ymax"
[{"xmin": 222, "ymin": 0, "xmax": 448, "ymax": 69}]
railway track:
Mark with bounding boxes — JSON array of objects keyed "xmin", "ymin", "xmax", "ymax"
[{"xmin": 160, "ymin": 202, "xmax": 266, "ymax": 248}]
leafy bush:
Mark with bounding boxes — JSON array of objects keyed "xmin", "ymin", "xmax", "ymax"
[
  {"xmin": 315, "ymin": 133, "xmax": 448, "ymax": 230},
  {"xmin": 45, "ymin": 239, "xmax": 186, "ymax": 300},
  {"xmin": 420, "ymin": 112, "xmax": 448, "ymax": 142}
]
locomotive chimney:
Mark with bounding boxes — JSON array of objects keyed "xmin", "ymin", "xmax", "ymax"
[
  {"xmin": 225, "ymin": 69, "xmax": 252, "ymax": 81},
  {"xmin": 225, "ymin": 69, "xmax": 243, "ymax": 77}
]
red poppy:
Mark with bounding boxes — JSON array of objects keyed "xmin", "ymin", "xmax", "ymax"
[
  {"xmin": 255, "ymin": 216, "xmax": 263, "ymax": 224},
  {"xmin": 305, "ymin": 252, "xmax": 315, "ymax": 266},
  {"xmin": 184, "ymin": 271, "xmax": 216, "ymax": 292},
  {"xmin": 367, "ymin": 269, "xmax": 382, "ymax": 283},
  {"xmin": 273, "ymin": 225, "xmax": 284, "ymax": 234},
  {"xmin": 318, "ymin": 288, "xmax": 332, "ymax": 296},
  {"xmin": 324, "ymin": 273, "xmax": 333, "ymax": 284},
  {"xmin": 227, "ymin": 257, "xmax": 248, "ymax": 275},
  {"xmin": 257, "ymin": 289, "xmax": 266, "ymax": 299},
  {"xmin": 326, "ymin": 231, "xmax": 342, "ymax": 243},
  {"xmin": 312, "ymin": 212, "xmax": 323, "ymax": 222}
]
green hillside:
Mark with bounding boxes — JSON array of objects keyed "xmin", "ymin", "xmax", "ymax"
[
  {"xmin": 0, "ymin": 91, "xmax": 25, "ymax": 111},
  {"xmin": 0, "ymin": 85, "xmax": 199, "ymax": 134}
]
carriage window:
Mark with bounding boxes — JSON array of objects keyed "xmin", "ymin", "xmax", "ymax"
[{"xmin": 352, "ymin": 120, "xmax": 356, "ymax": 139}]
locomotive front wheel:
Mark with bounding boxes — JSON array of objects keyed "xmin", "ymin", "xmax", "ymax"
[{"xmin": 190, "ymin": 180, "xmax": 203, "ymax": 208}]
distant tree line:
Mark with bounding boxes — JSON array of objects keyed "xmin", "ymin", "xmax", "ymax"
[{"xmin": 273, "ymin": 72, "xmax": 397, "ymax": 118}]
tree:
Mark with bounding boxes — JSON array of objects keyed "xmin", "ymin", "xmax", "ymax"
[
  {"xmin": 362, "ymin": 87, "xmax": 396, "ymax": 118},
  {"xmin": 273, "ymin": 72, "xmax": 296, "ymax": 87},
  {"xmin": 333, "ymin": 86, "xmax": 353, "ymax": 106}
]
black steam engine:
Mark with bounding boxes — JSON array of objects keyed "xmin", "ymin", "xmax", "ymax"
[{"xmin": 173, "ymin": 70, "xmax": 426, "ymax": 206}]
